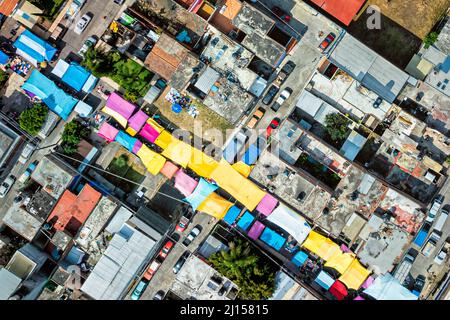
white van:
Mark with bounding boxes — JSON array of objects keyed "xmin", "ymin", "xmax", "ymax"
[{"xmin": 434, "ymin": 209, "xmax": 449, "ymax": 233}]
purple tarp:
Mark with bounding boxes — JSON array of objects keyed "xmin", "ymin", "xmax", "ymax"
[
  {"xmin": 248, "ymin": 221, "xmax": 265, "ymax": 240},
  {"xmin": 256, "ymin": 194, "xmax": 278, "ymax": 217},
  {"xmin": 127, "ymin": 110, "xmax": 149, "ymax": 133},
  {"xmin": 354, "ymin": 296, "xmax": 365, "ymax": 300},
  {"xmin": 140, "ymin": 123, "xmax": 160, "ymax": 143},
  {"xmin": 132, "ymin": 140, "xmax": 143, "ymax": 154},
  {"xmin": 361, "ymin": 276, "xmax": 374, "ymax": 289},
  {"xmin": 97, "ymin": 122, "xmax": 119, "ymax": 142},
  {"xmin": 106, "ymin": 92, "xmax": 136, "ymax": 120},
  {"xmin": 174, "ymin": 170, "xmax": 199, "ymax": 197}
]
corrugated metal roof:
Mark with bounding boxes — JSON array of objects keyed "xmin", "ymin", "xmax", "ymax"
[
  {"xmin": 0, "ymin": 0, "xmax": 19, "ymax": 16},
  {"xmin": 194, "ymin": 67, "xmax": 220, "ymax": 94}
]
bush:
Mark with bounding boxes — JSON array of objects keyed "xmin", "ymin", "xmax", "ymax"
[
  {"xmin": 446, "ymin": 156, "xmax": 450, "ymax": 165},
  {"xmin": 423, "ymin": 32, "xmax": 439, "ymax": 49},
  {"xmin": 61, "ymin": 120, "xmax": 91, "ymax": 155},
  {"xmin": 0, "ymin": 70, "xmax": 9, "ymax": 88},
  {"xmin": 19, "ymin": 103, "xmax": 48, "ymax": 136},
  {"xmin": 325, "ymin": 113, "xmax": 350, "ymax": 142}
]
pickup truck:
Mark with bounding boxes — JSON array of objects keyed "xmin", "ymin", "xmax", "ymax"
[
  {"xmin": 434, "ymin": 237, "xmax": 450, "ymax": 265},
  {"xmin": 413, "ymin": 222, "xmax": 431, "ymax": 247},
  {"xmin": 393, "ymin": 249, "xmax": 416, "ymax": 285},
  {"xmin": 426, "ymin": 195, "xmax": 444, "ymax": 223},
  {"xmin": 422, "ymin": 231, "xmax": 441, "ymax": 257}
]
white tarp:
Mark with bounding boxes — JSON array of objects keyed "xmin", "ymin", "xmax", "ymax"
[
  {"xmin": 82, "ymin": 74, "xmax": 97, "ymax": 93},
  {"xmin": 15, "ymin": 48, "xmax": 38, "ymax": 67},
  {"xmin": 74, "ymin": 100, "xmax": 93, "ymax": 117},
  {"xmin": 51, "ymin": 59, "xmax": 70, "ymax": 78},
  {"xmin": 267, "ymin": 203, "xmax": 312, "ymax": 245},
  {"xmin": 363, "ymin": 274, "xmax": 418, "ymax": 300}
]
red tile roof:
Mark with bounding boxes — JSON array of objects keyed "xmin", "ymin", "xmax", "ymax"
[
  {"xmin": 47, "ymin": 185, "xmax": 102, "ymax": 236},
  {"xmin": 310, "ymin": 0, "xmax": 366, "ymax": 26},
  {"xmin": 0, "ymin": 0, "xmax": 19, "ymax": 16}
]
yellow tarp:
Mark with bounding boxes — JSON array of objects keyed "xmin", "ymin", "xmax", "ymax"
[
  {"xmin": 197, "ymin": 192, "xmax": 234, "ymax": 220},
  {"xmin": 301, "ymin": 231, "xmax": 342, "ymax": 261},
  {"xmin": 324, "ymin": 252, "xmax": 356, "ymax": 275},
  {"xmin": 231, "ymin": 161, "xmax": 252, "ymax": 178},
  {"xmin": 136, "ymin": 144, "xmax": 166, "ymax": 175},
  {"xmin": 146, "ymin": 118, "xmax": 164, "ymax": 133},
  {"xmin": 161, "ymin": 139, "xmax": 192, "ymax": 168},
  {"xmin": 101, "ymin": 107, "xmax": 128, "ymax": 128},
  {"xmin": 210, "ymin": 159, "xmax": 266, "ymax": 211},
  {"xmin": 154, "ymin": 131, "xmax": 175, "ymax": 150},
  {"xmin": 338, "ymin": 259, "xmax": 370, "ymax": 290},
  {"xmin": 187, "ymin": 148, "xmax": 219, "ymax": 179},
  {"xmin": 125, "ymin": 127, "xmax": 138, "ymax": 136}
]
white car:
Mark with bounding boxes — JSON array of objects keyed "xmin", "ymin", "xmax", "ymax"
[
  {"xmin": 78, "ymin": 36, "xmax": 97, "ymax": 57},
  {"xmin": 271, "ymin": 88, "xmax": 292, "ymax": 112},
  {"xmin": 74, "ymin": 13, "xmax": 92, "ymax": 35},
  {"xmin": 0, "ymin": 175, "xmax": 16, "ymax": 198},
  {"xmin": 18, "ymin": 143, "xmax": 36, "ymax": 164}
]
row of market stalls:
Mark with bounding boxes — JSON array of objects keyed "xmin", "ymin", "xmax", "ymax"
[{"xmin": 95, "ymin": 92, "xmax": 418, "ymax": 300}]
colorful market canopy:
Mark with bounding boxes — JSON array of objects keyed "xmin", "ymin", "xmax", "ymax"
[
  {"xmin": 61, "ymin": 62, "xmax": 96, "ymax": 92},
  {"xmin": 185, "ymin": 178, "xmax": 218, "ymax": 211},
  {"xmin": 136, "ymin": 144, "xmax": 166, "ymax": 175},
  {"xmin": 97, "ymin": 122, "xmax": 119, "ymax": 142},
  {"xmin": 21, "ymin": 70, "xmax": 78, "ymax": 120},
  {"xmin": 237, "ymin": 211, "xmax": 255, "ymax": 231},
  {"xmin": 187, "ymin": 148, "xmax": 219, "ymax": 179},
  {"xmin": 248, "ymin": 221, "xmax": 266, "ymax": 240},
  {"xmin": 162, "ymin": 139, "xmax": 192, "ymax": 168},
  {"xmin": 103, "ymin": 92, "xmax": 136, "ymax": 128},
  {"xmin": 223, "ymin": 205, "xmax": 241, "ymax": 225},
  {"xmin": 256, "ymin": 193, "xmax": 278, "ymax": 217},
  {"xmin": 231, "ymin": 161, "xmax": 252, "ymax": 178},
  {"xmin": 154, "ymin": 130, "xmax": 175, "ymax": 149},
  {"xmin": 126, "ymin": 110, "xmax": 149, "ymax": 136},
  {"xmin": 197, "ymin": 192, "xmax": 234, "ymax": 220},
  {"xmin": 160, "ymin": 161, "xmax": 179, "ymax": 179},
  {"xmin": 324, "ymin": 252, "xmax": 356, "ymax": 275},
  {"xmin": 267, "ymin": 203, "xmax": 311, "ymax": 245},
  {"xmin": 146, "ymin": 118, "xmax": 164, "ymax": 133},
  {"xmin": 259, "ymin": 227, "xmax": 286, "ymax": 250},
  {"xmin": 315, "ymin": 271, "xmax": 335, "ymax": 290},
  {"xmin": 291, "ymin": 250, "xmax": 308, "ymax": 267},
  {"xmin": 363, "ymin": 274, "xmax": 418, "ymax": 300},
  {"xmin": 174, "ymin": 170, "xmax": 198, "ymax": 197},
  {"xmin": 140, "ymin": 123, "xmax": 160, "ymax": 143},
  {"xmin": 338, "ymin": 259, "xmax": 371, "ymax": 290},
  {"xmin": 329, "ymin": 280, "xmax": 348, "ymax": 300},
  {"xmin": 14, "ymin": 30, "xmax": 57, "ymax": 65},
  {"xmin": 0, "ymin": 50, "xmax": 10, "ymax": 65},
  {"xmin": 132, "ymin": 140, "xmax": 142, "ymax": 154},
  {"xmin": 115, "ymin": 130, "xmax": 138, "ymax": 152},
  {"xmin": 301, "ymin": 231, "xmax": 342, "ymax": 261},
  {"xmin": 210, "ymin": 159, "xmax": 267, "ymax": 211}
]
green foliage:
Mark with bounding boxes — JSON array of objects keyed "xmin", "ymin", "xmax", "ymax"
[
  {"xmin": 208, "ymin": 239, "xmax": 277, "ymax": 300},
  {"xmin": 423, "ymin": 32, "xmax": 439, "ymax": 49},
  {"xmin": 60, "ymin": 120, "xmax": 91, "ymax": 155},
  {"xmin": 446, "ymin": 156, "xmax": 450, "ymax": 165},
  {"xmin": 0, "ymin": 70, "xmax": 9, "ymax": 88},
  {"xmin": 325, "ymin": 113, "xmax": 350, "ymax": 142},
  {"xmin": 81, "ymin": 47, "xmax": 115, "ymax": 77},
  {"xmin": 113, "ymin": 154, "xmax": 129, "ymax": 169},
  {"xmin": 19, "ymin": 103, "xmax": 48, "ymax": 136},
  {"xmin": 29, "ymin": 0, "xmax": 65, "ymax": 20}
]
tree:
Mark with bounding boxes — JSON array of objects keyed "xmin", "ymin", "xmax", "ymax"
[
  {"xmin": 325, "ymin": 113, "xmax": 350, "ymax": 142},
  {"xmin": 111, "ymin": 59, "xmax": 152, "ymax": 102},
  {"xmin": 81, "ymin": 47, "xmax": 116, "ymax": 77},
  {"xmin": 208, "ymin": 239, "xmax": 277, "ymax": 300},
  {"xmin": 446, "ymin": 156, "xmax": 450, "ymax": 165},
  {"xmin": 61, "ymin": 120, "xmax": 91, "ymax": 155},
  {"xmin": 19, "ymin": 103, "xmax": 48, "ymax": 135},
  {"xmin": 423, "ymin": 32, "xmax": 439, "ymax": 49}
]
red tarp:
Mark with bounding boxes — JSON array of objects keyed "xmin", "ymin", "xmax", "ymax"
[
  {"xmin": 310, "ymin": 0, "xmax": 365, "ymax": 26},
  {"xmin": 329, "ymin": 280, "xmax": 348, "ymax": 300}
]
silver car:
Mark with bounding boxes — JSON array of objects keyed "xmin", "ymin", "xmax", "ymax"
[
  {"xmin": 0, "ymin": 175, "xmax": 16, "ymax": 198},
  {"xmin": 78, "ymin": 36, "xmax": 97, "ymax": 57},
  {"xmin": 74, "ymin": 13, "xmax": 92, "ymax": 35}
]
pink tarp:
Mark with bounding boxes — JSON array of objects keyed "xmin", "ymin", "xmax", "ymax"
[
  {"xmin": 256, "ymin": 194, "xmax": 278, "ymax": 217},
  {"xmin": 132, "ymin": 140, "xmax": 143, "ymax": 154},
  {"xmin": 248, "ymin": 221, "xmax": 265, "ymax": 240},
  {"xmin": 354, "ymin": 296, "xmax": 365, "ymax": 300},
  {"xmin": 140, "ymin": 123, "xmax": 160, "ymax": 143},
  {"xmin": 127, "ymin": 110, "xmax": 149, "ymax": 133},
  {"xmin": 106, "ymin": 92, "xmax": 136, "ymax": 120},
  {"xmin": 160, "ymin": 161, "xmax": 179, "ymax": 179},
  {"xmin": 97, "ymin": 122, "xmax": 119, "ymax": 142},
  {"xmin": 174, "ymin": 170, "xmax": 199, "ymax": 197},
  {"xmin": 361, "ymin": 276, "xmax": 374, "ymax": 289},
  {"xmin": 340, "ymin": 244, "xmax": 352, "ymax": 253}
]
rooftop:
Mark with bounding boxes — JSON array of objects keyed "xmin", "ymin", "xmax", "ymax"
[
  {"xmin": 435, "ymin": 18, "xmax": 450, "ymax": 56},
  {"xmin": 241, "ymin": 30, "xmax": 285, "ymax": 67},
  {"xmin": 0, "ymin": 268, "xmax": 21, "ymax": 300},
  {"xmin": 270, "ymin": 271, "xmax": 318, "ymax": 300},
  {"xmin": 310, "ymin": 0, "xmax": 365, "ymax": 26},
  {"xmin": 170, "ymin": 254, "xmax": 239, "ymax": 300},
  {"xmin": 0, "ymin": 120, "xmax": 21, "ymax": 168},
  {"xmin": 46, "ymin": 185, "xmax": 102, "ymax": 237},
  {"xmin": 249, "ymin": 149, "xmax": 331, "ymax": 221},
  {"xmin": 25, "ymin": 190, "xmax": 57, "ymax": 222},
  {"xmin": 170, "ymin": 52, "xmax": 204, "ymax": 91},
  {"xmin": 329, "ymin": 33, "xmax": 409, "ymax": 103},
  {"xmin": 0, "ymin": 0, "xmax": 19, "ymax": 16},
  {"xmin": 232, "ymin": 2, "xmax": 274, "ymax": 35},
  {"xmin": 2, "ymin": 206, "xmax": 42, "ymax": 242},
  {"xmin": 31, "ymin": 156, "xmax": 76, "ymax": 200}
]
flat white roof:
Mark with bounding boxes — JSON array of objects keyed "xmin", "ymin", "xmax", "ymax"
[{"xmin": 0, "ymin": 268, "xmax": 22, "ymax": 300}]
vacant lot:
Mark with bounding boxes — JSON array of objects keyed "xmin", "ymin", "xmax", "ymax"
[{"xmin": 106, "ymin": 149, "xmax": 146, "ymax": 193}]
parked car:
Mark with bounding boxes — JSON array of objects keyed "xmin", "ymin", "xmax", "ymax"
[
  {"xmin": 130, "ymin": 280, "xmax": 148, "ymax": 300},
  {"xmin": 173, "ymin": 251, "xmax": 190, "ymax": 274},
  {"xmin": 319, "ymin": 32, "xmax": 336, "ymax": 52},
  {"xmin": 266, "ymin": 117, "xmax": 281, "ymax": 138},
  {"xmin": 434, "ymin": 237, "xmax": 450, "ymax": 265},
  {"xmin": 433, "ymin": 209, "xmax": 448, "ymax": 233},
  {"xmin": 114, "ymin": 0, "xmax": 125, "ymax": 4},
  {"xmin": 426, "ymin": 195, "xmax": 444, "ymax": 223},
  {"xmin": 271, "ymin": 88, "xmax": 292, "ymax": 112},
  {"xmin": 275, "ymin": 61, "xmax": 296, "ymax": 85},
  {"xmin": 176, "ymin": 215, "xmax": 190, "ymax": 233},
  {"xmin": 262, "ymin": 85, "xmax": 280, "ymax": 105},
  {"xmin": 246, "ymin": 107, "xmax": 265, "ymax": 129},
  {"xmin": 222, "ymin": 129, "xmax": 250, "ymax": 163},
  {"xmin": 78, "ymin": 36, "xmax": 97, "ymax": 57},
  {"xmin": 18, "ymin": 160, "xmax": 38, "ymax": 184},
  {"xmin": 13, "ymin": 194, "xmax": 24, "ymax": 204},
  {"xmin": 153, "ymin": 290, "xmax": 165, "ymax": 300},
  {"xmin": 272, "ymin": 6, "xmax": 291, "ymax": 22},
  {"xmin": 49, "ymin": 24, "xmax": 67, "ymax": 42},
  {"xmin": 74, "ymin": 13, "xmax": 92, "ymax": 35},
  {"xmin": 182, "ymin": 226, "xmax": 201, "ymax": 246},
  {"xmin": 158, "ymin": 240, "xmax": 174, "ymax": 260},
  {"xmin": 412, "ymin": 275, "xmax": 426, "ymax": 297},
  {"xmin": 0, "ymin": 175, "xmax": 16, "ymax": 198},
  {"xmin": 143, "ymin": 260, "xmax": 162, "ymax": 281},
  {"xmin": 18, "ymin": 143, "xmax": 36, "ymax": 164}
]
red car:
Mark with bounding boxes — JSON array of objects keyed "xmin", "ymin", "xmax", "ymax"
[
  {"xmin": 176, "ymin": 216, "xmax": 190, "ymax": 233},
  {"xmin": 319, "ymin": 33, "xmax": 336, "ymax": 52},
  {"xmin": 266, "ymin": 118, "xmax": 281, "ymax": 138},
  {"xmin": 158, "ymin": 241, "xmax": 174, "ymax": 259}
]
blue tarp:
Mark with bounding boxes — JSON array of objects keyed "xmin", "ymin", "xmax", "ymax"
[
  {"xmin": 237, "ymin": 211, "xmax": 254, "ymax": 231},
  {"xmin": 291, "ymin": 250, "xmax": 308, "ymax": 267},
  {"xmin": 21, "ymin": 70, "xmax": 78, "ymax": 120},
  {"xmin": 242, "ymin": 144, "xmax": 261, "ymax": 165},
  {"xmin": 61, "ymin": 63, "xmax": 91, "ymax": 91},
  {"xmin": 0, "ymin": 50, "xmax": 9, "ymax": 65},
  {"xmin": 184, "ymin": 178, "xmax": 218, "ymax": 211},
  {"xmin": 14, "ymin": 30, "xmax": 57, "ymax": 63},
  {"xmin": 223, "ymin": 205, "xmax": 241, "ymax": 225},
  {"xmin": 260, "ymin": 227, "xmax": 286, "ymax": 251},
  {"xmin": 115, "ymin": 130, "xmax": 138, "ymax": 152}
]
